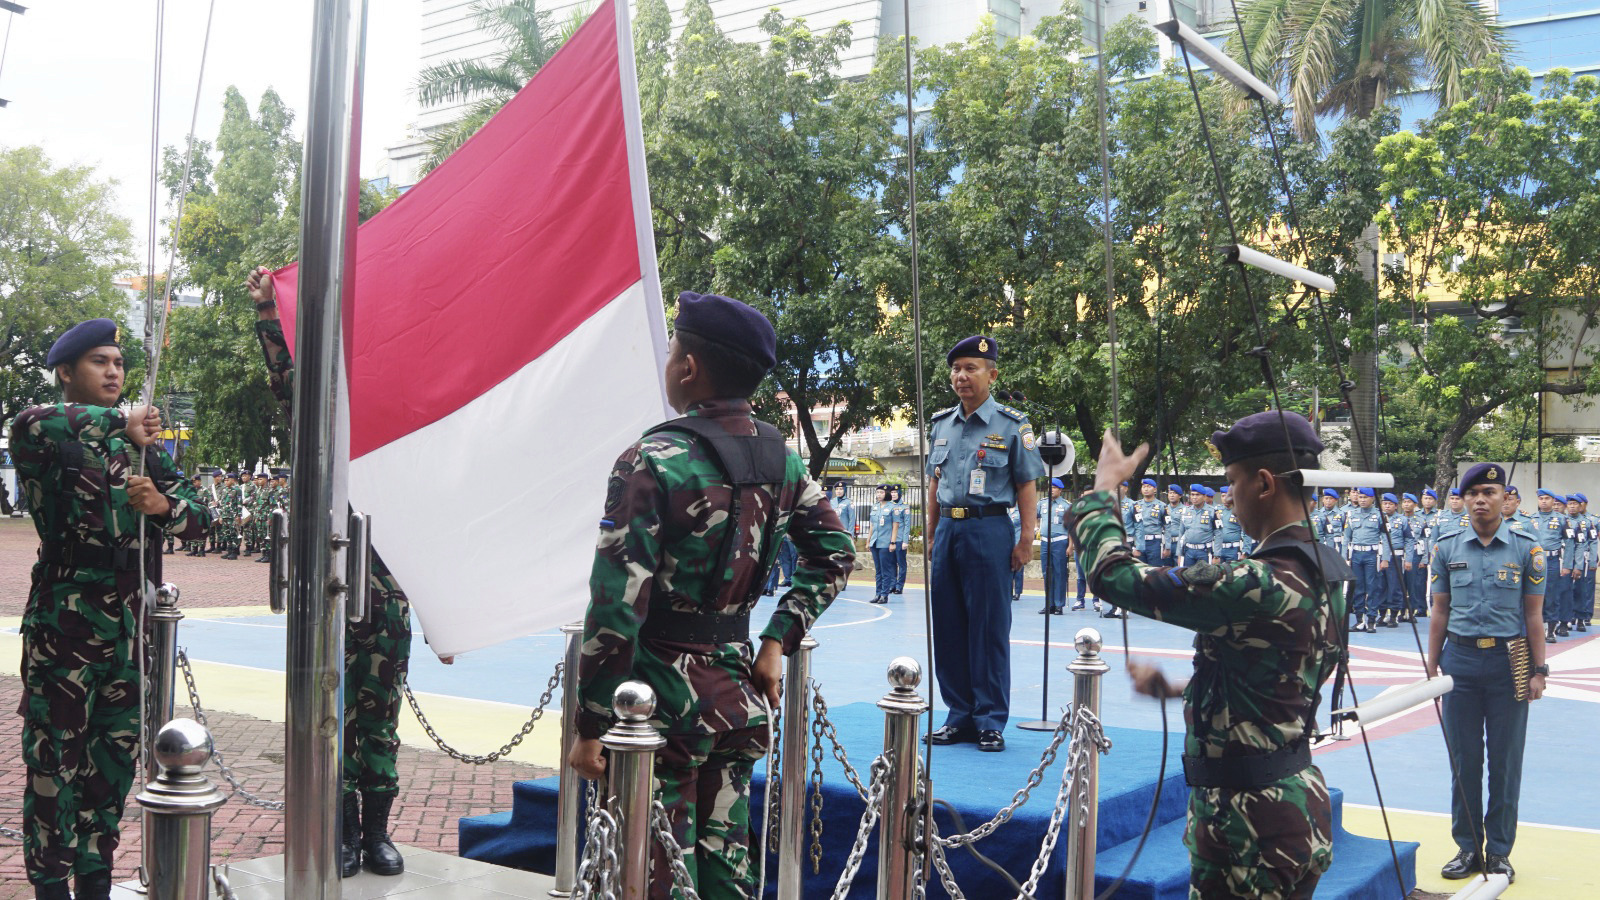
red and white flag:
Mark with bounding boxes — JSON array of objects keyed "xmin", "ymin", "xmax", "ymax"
[{"xmin": 272, "ymin": 0, "xmax": 669, "ymax": 656}]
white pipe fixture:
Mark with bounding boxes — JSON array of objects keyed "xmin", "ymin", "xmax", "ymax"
[
  {"xmin": 1334, "ymin": 676, "xmax": 1454, "ymax": 725},
  {"xmin": 1152, "ymin": 19, "xmax": 1282, "ymax": 105},
  {"xmin": 1295, "ymin": 470, "xmax": 1397, "ymax": 490},
  {"xmin": 1448, "ymin": 873, "xmax": 1511, "ymax": 900},
  {"xmin": 1225, "ymin": 243, "xmax": 1338, "ymax": 294}
]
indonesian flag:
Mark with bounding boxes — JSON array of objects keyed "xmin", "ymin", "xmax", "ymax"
[{"xmin": 271, "ymin": 0, "xmax": 670, "ymax": 656}]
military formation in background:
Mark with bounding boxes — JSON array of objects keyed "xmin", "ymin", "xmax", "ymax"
[{"xmin": 166, "ymin": 465, "xmax": 291, "ymax": 560}]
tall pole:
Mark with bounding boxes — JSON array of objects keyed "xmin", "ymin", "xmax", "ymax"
[
  {"xmin": 1063, "ymin": 629, "xmax": 1110, "ymax": 900},
  {"xmin": 777, "ymin": 636, "xmax": 818, "ymax": 900},
  {"xmin": 877, "ymin": 657, "xmax": 928, "ymax": 900},
  {"xmin": 1096, "ymin": 0, "xmax": 1119, "ymax": 440},
  {"xmin": 550, "ymin": 623, "xmax": 585, "ymax": 898},
  {"xmin": 285, "ymin": 0, "xmax": 367, "ymax": 895}
]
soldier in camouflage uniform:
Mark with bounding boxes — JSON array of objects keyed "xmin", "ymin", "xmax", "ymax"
[
  {"xmin": 568, "ymin": 293, "xmax": 854, "ymax": 900},
  {"xmin": 1068, "ymin": 412, "xmax": 1349, "ymax": 900},
  {"xmin": 215, "ymin": 471, "xmax": 243, "ymax": 558},
  {"xmin": 11, "ymin": 318, "xmax": 212, "ymax": 900},
  {"xmin": 248, "ymin": 266, "xmax": 414, "ymax": 877},
  {"xmin": 249, "ymin": 472, "xmax": 274, "ymax": 561}
]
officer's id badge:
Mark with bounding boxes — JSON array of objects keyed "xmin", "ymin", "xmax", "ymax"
[{"xmin": 969, "ymin": 467, "xmax": 985, "ymax": 495}]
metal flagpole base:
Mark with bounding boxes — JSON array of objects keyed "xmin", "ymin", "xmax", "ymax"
[{"xmin": 1015, "ymin": 719, "xmax": 1056, "ymax": 732}]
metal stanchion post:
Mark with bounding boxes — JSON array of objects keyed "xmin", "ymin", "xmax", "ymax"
[
  {"xmin": 137, "ymin": 719, "xmax": 228, "ymax": 900},
  {"xmin": 1064, "ymin": 629, "xmax": 1109, "ymax": 900},
  {"xmin": 550, "ymin": 622, "xmax": 584, "ymax": 898},
  {"xmin": 601, "ymin": 681, "xmax": 666, "ymax": 900},
  {"xmin": 144, "ymin": 583, "xmax": 183, "ymax": 782},
  {"xmin": 777, "ymin": 635, "xmax": 817, "ymax": 900},
  {"xmin": 877, "ymin": 657, "xmax": 927, "ymax": 900}
]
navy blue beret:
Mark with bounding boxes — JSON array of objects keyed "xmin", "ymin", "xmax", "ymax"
[
  {"xmin": 1220, "ymin": 486, "xmax": 1230, "ymax": 493},
  {"xmin": 1449, "ymin": 487, "xmax": 1460, "ymax": 496},
  {"xmin": 1506, "ymin": 484, "xmax": 1520, "ymax": 495},
  {"xmin": 1460, "ymin": 463, "xmax": 1508, "ymax": 492},
  {"xmin": 1201, "ymin": 486, "xmax": 1216, "ymax": 498},
  {"xmin": 946, "ymin": 335, "xmax": 998, "ymax": 364},
  {"xmin": 1357, "ymin": 487, "xmax": 1375, "ymax": 497},
  {"xmin": 1423, "ymin": 489, "xmax": 1438, "ymax": 499},
  {"xmin": 1050, "ymin": 477, "xmax": 1065, "ymax": 489},
  {"xmin": 1141, "ymin": 478, "xmax": 1157, "ymax": 488},
  {"xmin": 1210, "ymin": 410, "xmax": 1325, "ymax": 468},
  {"xmin": 1536, "ymin": 488, "xmax": 1564, "ymax": 503},
  {"xmin": 1321, "ymin": 488, "xmax": 1338, "ymax": 498},
  {"xmin": 1574, "ymin": 493, "xmax": 1587, "ymax": 503},
  {"xmin": 1381, "ymin": 492, "xmax": 1397, "ymax": 503},
  {"xmin": 1167, "ymin": 484, "xmax": 1182, "ymax": 495},
  {"xmin": 1188, "ymin": 483, "xmax": 1205, "ymax": 494},
  {"xmin": 46, "ymin": 318, "xmax": 121, "ymax": 368},
  {"xmin": 674, "ymin": 292, "xmax": 777, "ymax": 372},
  {"xmin": 1403, "ymin": 493, "xmax": 1418, "ymax": 503}
]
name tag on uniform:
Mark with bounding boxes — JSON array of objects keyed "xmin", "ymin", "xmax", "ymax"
[
  {"xmin": 1448, "ymin": 562, "xmax": 1468, "ymax": 570},
  {"xmin": 969, "ymin": 468, "xmax": 985, "ymax": 495}
]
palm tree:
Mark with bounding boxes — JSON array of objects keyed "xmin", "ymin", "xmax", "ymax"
[
  {"xmin": 1235, "ymin": 0, "xmax": 1508, "ymax": 141},
  {"xmin": 413, "ymin": 0, "xmax": 588, "ymax": 174}
]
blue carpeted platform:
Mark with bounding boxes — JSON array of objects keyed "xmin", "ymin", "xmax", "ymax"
[{"xmin": 460, "ymin": 702, "xmax": 1415, "ymax": 898}]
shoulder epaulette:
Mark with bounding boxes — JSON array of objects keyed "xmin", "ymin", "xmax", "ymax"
[
  {"xmin": 996, "ymin": 404, "xmax": 1026, "ymax": 422},
  {"xmin": 931, "ymin": 406, "xmax": 958, "ymax": 422}
]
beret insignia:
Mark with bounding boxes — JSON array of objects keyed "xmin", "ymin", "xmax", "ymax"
[{"xmin": 978, "ymin": 338, "xmax": 989, "ymax": 352}]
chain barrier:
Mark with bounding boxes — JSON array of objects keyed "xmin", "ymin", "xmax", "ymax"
[
  {"xmin": 175, "ymin": 649, "xmax": 285, "ymax": 811},
  {"xmin": 651, "ymin": 799, "xmax": 702, "ymax": 900},
  {"xmin": 935, "ymin": 703, "xmax": 1077, "ymax": 848},
  {"xmin": 0, "ymin": 824, "xmax": 25, "ymax": 842},
  {"xmin": 766, "ymin": 705, "xmax": 783, "ymax": 856},
  {"xmin": 573, "ymin": 780, "xmax": 621, "ymax": 900},
  {"xmin": 810, "ymin": 683, "xmax": 869, "ymax": 800},
  {"xmin": 400, "ymin": 660, "xmax": 562, "ymax": 764},
  {"xmin": 827, "ymin": 752, "xmax": 891, "ymax": 900},
  {"xmin": 808, "ymin": 696, "xmax": 826, "ymax": 874}
]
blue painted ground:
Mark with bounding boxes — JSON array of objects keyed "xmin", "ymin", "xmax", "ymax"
[{"xmin": 172, "ymin": 578, "xmax": 1600, "ymax": 831}]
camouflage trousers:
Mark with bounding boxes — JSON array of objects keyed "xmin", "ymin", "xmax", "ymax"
[
  {"xmin": 650, "ymin": 726, "xmax": 768, "ymax": 900},
  {"xmin": 18, "ymin": 595, "xmax": 141, "ymax": 885},
  {"xmin": 214, "ymin": 522, "xmax": 238, "ymax": 549},
  {"xmin": 342, "ymin": 570, "xmax": 411, "ymax": 797},
  {"xmin": 1184, "ymin": 767, "xmax": 1333, "ymax": 900}
]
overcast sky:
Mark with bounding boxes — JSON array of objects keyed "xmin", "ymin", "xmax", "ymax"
[{"xmin": 2, "ymin": 0, "xmax": 426, "ymax": 269}]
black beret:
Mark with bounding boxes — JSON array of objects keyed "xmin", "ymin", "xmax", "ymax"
[
  {"xmin": 947, "ymin": 335, "xmax": 998, "ymax": 364},
  {"xmin": 1210, "ymin": 411, "xmax": 1325, "ymax": 467},
  {"xmin": 674, "ymin": 292, "xmax": 777, "ymax": 372},
  {"xmin": 46, "ymin": 318, "xmax": 121, "ymax": 368},
  {"xmin": 1460, "ymin": 463, "xmax": 1508, "ymax": 492}
]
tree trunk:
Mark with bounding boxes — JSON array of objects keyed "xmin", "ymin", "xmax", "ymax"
[
  {"xmin": 1349, "ymin": 222, "xmax": 1382, "ymax": 471},
  {"xmin": 1431, "ymin": 419, "xmax": 1473, "ymax": 496}
]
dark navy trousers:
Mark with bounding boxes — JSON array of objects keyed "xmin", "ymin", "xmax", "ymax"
[
  {"xmin": 1044, "ymin": 539, "xmax": 1070, "ymax": 610},
  {"xmin": 1542, "ymin": 564, "xmax": 1569, "ymax": 624},
  {"xmin": 1440, "ymin": 640, "xmax": 1529, "ymax": 857},
  {"xmin": 1349, "ymin": 549, "xmax": 1380, "ymax": 617},
  {"xmin": 930, "ymin": 515, "xmax": 1013, "ymax": 733},
  {"xmin": 871, "ymin": 545, "xmax": 895, "ymax": 597}
]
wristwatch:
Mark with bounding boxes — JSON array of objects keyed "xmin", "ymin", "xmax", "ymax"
[{"xmin": 1533, "ymin": 664, "xmax": 1550, "ymax": 677}]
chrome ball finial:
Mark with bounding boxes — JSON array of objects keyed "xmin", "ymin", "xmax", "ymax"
[
  {"xmin": 612, "ymin": 681, "xmax": 657, "ymax": 722},
  {"xmin": 153, "ymin": 719, "xmax": 214, "ymax": 775},
  {"xmin": 886, "ymin": 657, "xmax": 922, "ymax": 689},
  {"xmin": 1075, "ymin": 628, "xmax": 1103, "ymax": 657}
]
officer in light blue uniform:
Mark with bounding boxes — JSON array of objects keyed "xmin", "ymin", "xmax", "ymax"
[
  {"xmin": 925, "ymin": 335, "xmax": 1044, "ymax": 752},
  {"xmin": 1533, "ymin": 488, "xmax": 1569, "ymax": 643},
  {"xmin": 1129, "ymin": 478, "xmax": 1167, "ymax": 565},
  {"xmin": 1573, "ymin": 494, "xmax": 1595, "ymax": 629},
  {"xmin": 1430, "ymin": 462, "xmax": 1546, "ymax": 884},
  {"xmin": 1343, "ymin": 487, "xmax": 1391, "ymax": 633},
  {"xmin": 1162, "ymin": 484, "xmax": 1184, "ymax": 566},
  {"xmin": 1177, "ymin": 484, "xmax": 1219, "ymax": 567},
  {"xmin": 867, "ymin": 485, "xmax": 898, "ymax": 604},
  {"xmin": 1316, "ymin": 489, "xmax": 1346, "ymax": 555},
  {"xmin": 1503, "ymin": 486, "xmax": 1534, "ymax": 530},
  {"xmin": 1555, "ymin": 491, "xmax": 1582, "ymax": 638},
  {"xmin": 889, "ymin": 485, "xmax": 911, "ymax": 594},
  {"xmin": 1377, "ymin": 492, "xmax": 1409, "ymax": 627},
  {"xmin": 831, "ymin": 481, "xmax": 857, "ymax": 539},
  {"xmin": 1038, "ymin": 478, "xmax": 1069, "ymax": 613},
  {"xmin": 1213, "ymin": 486, "xmax": 1251, "ymax": 562},
  {"xmin": 1403, "ymin": 492, "xmax": 1432, "ymax": 621}
]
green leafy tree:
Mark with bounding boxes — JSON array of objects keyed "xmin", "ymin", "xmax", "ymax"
[
  {"xmin": 0, "ymin": 146, "xmax": 133, "ymax": 430},
  {"xmin": 413, "ymin": 0, "xmax": 584, "ymax": 174},
  {"xmin": 1375, "ymin": 64, "xmax": 1600, "ymax": 492},
  {"xmin": 637, "ymin": 0, "xmax": 909, "ymax": 476}
]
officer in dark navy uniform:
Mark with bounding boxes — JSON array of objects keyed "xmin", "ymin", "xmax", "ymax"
[{"xmin": 924, "ymin": 336, "xmax": 1045, "ymax": 752}]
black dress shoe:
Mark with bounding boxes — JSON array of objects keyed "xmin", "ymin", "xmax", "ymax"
[
  {"xmin": 892, "ymin": 588, "xmax": 903, "ymax": 594},
  {"xmin": 978, "ymin": 730, "xmax": 1005, "ymax": 752},
  {"xmin": 1485, "ymin": 853, "xmax": 1514, "ymax": 883},
  {"xmin": 1051, "ymin": 608, "xmax": 1063, "ymax": 615},
  {"xmin": 871, "ymin": 595, "xmax": 887, "ymax": 604},
  {"xmin": 1556, "ymin": 621, "xmax": 1570, "ymax": 636},
  {"xmin": 924, "ymin": 725, "xmax": 976, "ymax": 745},
  {"xmin": 1440, "ymin": 849, "xmax": 1481, "ymax": 879},
  {"xmin": 1038, "ymin": 608, "xmax": 1052, "ymax": 614}
]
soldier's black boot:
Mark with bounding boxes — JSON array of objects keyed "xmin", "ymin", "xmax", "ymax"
[
  {"xmin": 1556, "ymin": 620, "xmax": 1570, "ymax": 637},
  {"xmin": 341, "ymin": 792, "xmax": 363, "ymax": 878},
  {"xmin": 75, "ymin": 870, "xmax": 113, "ymax": 900},
  {"xmin": 1545, "ymin": 622, "xmax": 1558, "ymax": 644},
  {"xmin": 33, "ymin": 880, "xmax": 71, "ymax": 900},
  {"xmin": 361, "ymin": 792, "xmax": 405, "ymax": 875}
]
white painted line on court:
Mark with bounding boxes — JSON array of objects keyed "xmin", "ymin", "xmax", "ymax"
[
  {"xmin": 812, "ymin": 597, "xmax": 893, "ymax": 629},
  {"xmin": 1343, "ymin": 803, "xmax": 1600, "ymax": 834}
]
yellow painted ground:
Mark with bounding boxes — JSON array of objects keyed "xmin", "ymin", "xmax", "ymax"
[
  {"xmin": 0, "ymin": 614, "xmax": 563, "ymax": 769},
  {"xmin": 1343, "ymin": 803, "xmax": 1600, "ymax": 898}
]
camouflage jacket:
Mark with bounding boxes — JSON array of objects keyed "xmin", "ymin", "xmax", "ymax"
[
  {"xmin": 577, "ymin": 398, "xmax": 855, "ymax": 739},
  {"xmin": 1070, "ymin": 491, "xmax": 1344, "ymax": 759},
  {"xmin": 220, "ymin": 484, "xmax": 244, "ymax": 524},
  {"xmin": 254, "ymin": 318, "xmax": 405, "ymax": 604},
  {"xmin": 11, "ymin": 403, "xmax": 212, "ymax": 634}
]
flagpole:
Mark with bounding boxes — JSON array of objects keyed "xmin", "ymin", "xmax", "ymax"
[{"xmin": 285, "ymin": 0, "xmax": 367, "ymax": 895}]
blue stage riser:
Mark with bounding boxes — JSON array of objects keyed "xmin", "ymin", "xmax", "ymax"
[{"xmin": 460, "ymin": 703, "xmax": 1415, "ymax": 898}]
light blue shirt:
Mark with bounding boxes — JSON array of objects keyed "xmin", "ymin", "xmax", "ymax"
[
  {"xmin": 832, "ymin": 490, "xmax": 857, "ymax": 536},
  {"xmin": 1430, "ymin": 520, "xmax": 1545, "ymax": 637},
  {"xmin": 1533, "ymin": 509, "xmax": 1566, "ymax": 558},
  {"xmin": 869, "ymin": 502, "xmax": 898, "ymax": 548},
  {"xmin": 1178, "ymin": 504, "xmax": 1218, "ymax": 547},
  {"xmin": 1037, "ymin": 495, "xmax": 1069, "ymax": 541},
  {"xmin": 1217, "ymin": 506, "xmax": 1247, "ymax": 547},
  {"xmin": 925, "ymin": 395, "xmax": 1045, "ymax": 507},
  {"xmin": 1343, "ymin": 506, "xmax": 1390, "ymax": 556},
  {"xmin": 891, "ymin": 501, "xmax": 911, "ymax": 544},
  {"xmin": 1128, "ymin": 498, "xmax": 1166, "ymax": 542},
  {"xmin": 1384, "ymin": 512, "xmax": 1410, "ymax": 559},
  {"xmin": 1164, "ymin": 502, "xmax": 1184, "ymax": 544}
]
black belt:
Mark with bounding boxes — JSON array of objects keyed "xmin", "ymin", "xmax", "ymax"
[
  {"xmin": 940, "ymin": 504, "xmax": 1010, "ymax": 520},
  {"xmin": 1182, "ymin": 741, "xmax": 1311, "ymax": 790},
  {"xmin": 39, "ymin": 542, "xmax": 140, "ymax": 571},
  {"xmin": 1446, "ymin": 634, "xmax": 1515, "ymax": 649},
  {"xmin": 639, "ymin": 608, "xmax": 751, "ymax": 644}
]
